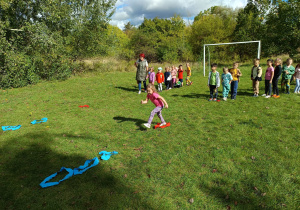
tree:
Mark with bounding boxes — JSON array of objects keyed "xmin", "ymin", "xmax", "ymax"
[
  {"xmin": 265, "ymin": 0, "xmax": 300, "ymax": 57},
  {"xmin": 189, "ymin": 7, "xmax": 237, "ymax": 61},
  {"xmin": 130, "ymin": 15, "xmax": 193, "ymax": 62}
]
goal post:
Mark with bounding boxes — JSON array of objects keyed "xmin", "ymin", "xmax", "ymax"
[{"xmin": 203, "ymin": 40, "xmax": 261, "ymax": 76}]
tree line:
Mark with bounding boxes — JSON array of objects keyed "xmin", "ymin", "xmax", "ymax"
[{"xmin": 0, "ymin": 0, "xmax": 299, "ymax": 88}]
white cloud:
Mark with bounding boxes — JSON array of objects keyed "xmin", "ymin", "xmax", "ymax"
[{"xmin": 110, "ymin": 0, "xmax": 247, "ymax": 29}]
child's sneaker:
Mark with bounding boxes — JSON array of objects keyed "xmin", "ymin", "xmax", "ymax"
[
  {"xmin": 208, "ymin": 98, "xmax": 213, "ymax": 101},
  {"xmin": 262, "ymin": 94, "xmax": 266, "ymax": 97},
  {"xmin": 223, "ymin": 97, "xmax": 227, "ymax": 101},
  {"xmin": 274, "ymin": 95, "xmax": 280, "ymax": 98},
  {"xmin": 213, "ymin": 98, "xmax": 217, "ymax": 101},
  {"xmin": 265, "ymin": 95, "xmax": 271, "ymax": 98},
  {"xmin": 138, "ymin": 91, "xmax": 141, "ymax": 94},
  {"xmin": 190, "ymin": 82, "xmax": 193, "ymax": 85},
  {"xmin": 271, "ymin": 94, "xmax": 277, "ymax": 97},
  {"xmin": 143, "ymin": 123, "xmax": 151, "ymax": 128},
  {"xmin": 160, "ymin": 122, "xmax": 167, "ymax": 127}
]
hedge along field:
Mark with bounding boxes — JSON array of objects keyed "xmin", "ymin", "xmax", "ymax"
[{"xmin": 0, "ymin": 64, "xmax": 299, "ymax": 209}]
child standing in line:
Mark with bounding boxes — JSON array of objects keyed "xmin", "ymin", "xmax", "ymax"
[
  {"xmin": 171, "ymin": 66, "xmax": 177, "ymax": 88},
  {"xmin": 186, "ymin": 63, "xmax": 193, "ymax": 86},
  {"xmin": 272, "ymin": 58, "xmax": 282, "ymax": 98},
  {"xmin": 164, "ymin": 67, "xmax": 171, "ymax": 90},
  {"xmin": 221, "ymin": 67, "xmax": 233, "ymax": 101},
  {"xmin": 156, "ymin": 67, "xmax": 164, "ymax": 92},
  {"xmin": 148, "ymin": 67, "xmax": 156, "ymax": 85},
  {"xmin": 281, "ymin": 58, "xmax": 295, "ymax": 94},
  {"xmin": 178, "ymin": 65, "xmax": 184, "ymax": 87},
  {"xmin": 207, "ymin": 63, "xmax": 220, "ymax": 101},
  {"xmin": 263, "ymin": 59, "xmax": 274, "ymax": 98},
  {"xmin": 251, "ymin": 58, "xmax": 263, "ymax": 97},
  {"xmin": 141, "ymin": 84, "xmax": 168, "ymax": 129},
  {"xmin": 293, "ymin": 64, "xmax": 300, "ymax": 93},
  {"xmin": 229, "ymin": 62, "xmax": 242, "ymax": 100}
]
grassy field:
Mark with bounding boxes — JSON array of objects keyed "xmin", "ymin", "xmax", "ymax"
[{"xmin": 0, "ymin": 64, "xmax": 299, "ymax": 209}]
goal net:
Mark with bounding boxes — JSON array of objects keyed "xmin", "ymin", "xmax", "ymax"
[{"xmin": 203, "ymin": 40, "xmax": 261, "ymax": 76}]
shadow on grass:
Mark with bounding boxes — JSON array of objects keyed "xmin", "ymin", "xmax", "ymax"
[
  {"xmin": 0, "ymin": 131, "xmax": 152, "ymax": 209},
  {"xmin": 199, "ymin": 171, "xmax": 275, "ymax": 209},
  {"xmin": 113, "ymin": 116, "xmax": 147, "ymax": 131},
  {"xmin": 236, "ymin": 88, "xmax": 254, "ymax": 97},
  {"xmin": 115, "ymin": 86, "xmax": 139, "ymax": 93},
  {"xmin": 172, "ymin": 93, "xmax": 208, "ymax": 99}
]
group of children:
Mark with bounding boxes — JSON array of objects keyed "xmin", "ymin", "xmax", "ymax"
[
  {"xmin": 208, "ymin": 58, "xmax": 300, "ymax": 101},
  {"xmin": 207, "ymin": 62, "xmax": 242, "ymax": 101},
  {"xmin": 147, "ymin": 63, "xmax": 193, "ymax": 92},
  {"xmin": 141, "ymin": 58, "xmax": 300, "ymax": 129}
]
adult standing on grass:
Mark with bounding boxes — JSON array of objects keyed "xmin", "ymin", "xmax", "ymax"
[{"xmin": 135, "ymin": 53, "xmax": 148, "ymax": 94}]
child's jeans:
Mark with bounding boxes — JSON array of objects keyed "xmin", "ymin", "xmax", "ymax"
[
  {"xmin": 165, "ymin": 80, "xmax": 171, "ymax": 90},
  {"xmin": 272, "ymin": 77, "xmax": 280, "ymax": 95},
  {"xmin": 222, "ymin": 83, "xmax": 230, "ymax": 98},
  {"xmin": 265, "ymin": 80, "xmax": 272, "ymax": 95},
  {"xmin": 138, "ymin": 80, "xmax": 147, "ymax": 91},
  {"xmin": 165, "ymin": 80, "xmax": 171, "ymax": 89},
  {"xmin": 148, "ymin": 106, "xmax": 165, "ymax": 124},
  {"xmin": 294, "ymin": 78, "xmax": 300, "ymax": 93},
  {"xmin": 158, "ymin": 83, "xmax": 163, "ymax": 91},
  {"xmin": 209, "ymin": 85, "xmax": 218, "ymax": 99},
  {"xmin": 230, "ymin": 80, "xmax": 238, "ymax": 99}
]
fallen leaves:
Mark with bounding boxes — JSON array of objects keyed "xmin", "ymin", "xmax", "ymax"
[
  {"xmin": 134, "ymin": 147, "xmax": 143, "ymax": 151},
  {"xmin": 212, "ymin": 169, "xmax": 217, "ymax": 173},
  {"xmin": 189, "ymin": 198, "xmax": 194, "ymax": 203}
]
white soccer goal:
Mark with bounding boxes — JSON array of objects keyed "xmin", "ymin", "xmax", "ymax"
[{"xmin": 203, "ymin": 40, "xmax": 261, "ymax": 76}]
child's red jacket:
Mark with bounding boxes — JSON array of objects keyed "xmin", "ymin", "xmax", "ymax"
[{"xmin": 156, "ymin": 73, "xmax": 164, "ymax": 83}]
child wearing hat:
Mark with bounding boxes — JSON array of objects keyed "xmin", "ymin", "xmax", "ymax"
[{"xmin": 156, "ymin": 67, "xmax": 164, "ymax": 92}]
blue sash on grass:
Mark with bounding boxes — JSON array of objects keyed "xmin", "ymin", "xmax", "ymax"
[
  {"xmin": 2, "ymin": 125, "xmax": 21, "ymax": 131},
  {"xmin": 40, "ymin": 157, "xmax": 99, "ymax": 188},
  {"xmin": 99, "ymin": 151, "xmax": 118, "ymax": 160},
  {"xmin": 31, "ymin": 118, "xmax": 48, "ymax": 124}
]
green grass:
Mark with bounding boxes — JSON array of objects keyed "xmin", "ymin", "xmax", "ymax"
[{"xmin": 0, "ymin": 65, "xmax": 299, "ymax": 209}]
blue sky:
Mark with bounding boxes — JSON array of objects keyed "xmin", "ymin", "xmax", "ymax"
[{"xmin": 110, "ymin": 0, "xmax": 248, "ymax": 29}]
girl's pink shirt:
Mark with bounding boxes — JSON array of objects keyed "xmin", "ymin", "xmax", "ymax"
[
  {"xmin": 265, "ymin": 66, "xmax": 274, "ymax": 80},
  {"xmin": 147, "ymin": 92, "xmax": 164, "ymax": 107},
  {"xmin": 171, "ymin": 69, "xmax": 177, "ymax": 78}
]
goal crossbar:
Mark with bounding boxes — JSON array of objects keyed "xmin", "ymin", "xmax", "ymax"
[{"xmin": 203, "ymin": 40, "xmax": 261, "ymax": 76}]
